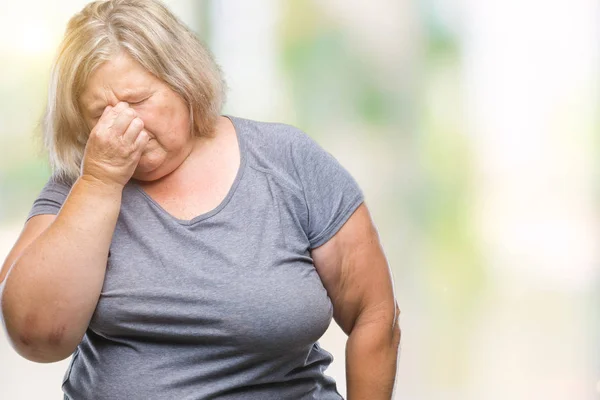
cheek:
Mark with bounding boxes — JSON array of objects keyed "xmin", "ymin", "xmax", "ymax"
[
  {"xmin": 135, "ymin": 106, "xmax": 190, "ymax": 145},
  {"xmin": 133, "ymin": 108, "xmax": 163, "ymax": 137}
]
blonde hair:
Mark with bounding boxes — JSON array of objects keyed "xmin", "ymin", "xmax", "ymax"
[{"xmin": 43, "ymin": 0, "xmax": 226, "ymax": 184}]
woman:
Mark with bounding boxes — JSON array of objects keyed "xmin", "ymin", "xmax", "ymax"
[{"xmin": 0, "ymin": 0, "xmax": 400, "ymax": 399}]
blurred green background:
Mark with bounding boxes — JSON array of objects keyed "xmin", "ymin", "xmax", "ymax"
[{"xmin": 1, "ymin": 0, "xmax": 599, "ymax": 399}]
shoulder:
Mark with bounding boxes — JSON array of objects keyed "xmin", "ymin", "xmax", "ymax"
[
  {"xmin": 228, "ymin": 115, "xmax": 313, "ymax": 151},
  {"xmin": 228, "ymin": 115, "xmax": 326, "ymax": 188}
]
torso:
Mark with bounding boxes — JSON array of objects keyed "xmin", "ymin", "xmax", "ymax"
[
  {"xmin": 134, "ymin": 116, "xmax": 240, "ymax": 221},
  {"xmin": 47, "ymin": 115, "xmax": 344, "ymax": 399}
]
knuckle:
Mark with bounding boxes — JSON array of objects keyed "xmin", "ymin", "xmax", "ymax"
[
  {"xmin": 90, "ymin": 128, "xmax": 103, "ymax": 139},
  {"xmin": 97, "ymin": 134, "xmax": 111, "ymax": 146},
  {"xmin": 105, "ymin": 126, "xmax": 117, "ymax": 136}
]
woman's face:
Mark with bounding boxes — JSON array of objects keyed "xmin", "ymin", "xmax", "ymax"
[{"xmin": 79, "ymin": 50, "xmax": 195, "ymax": 182}]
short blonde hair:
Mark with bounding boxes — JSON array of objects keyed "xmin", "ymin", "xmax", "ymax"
[{"xmin": 43, "ymin": 0, "xmax": 226, "ymax": 184}]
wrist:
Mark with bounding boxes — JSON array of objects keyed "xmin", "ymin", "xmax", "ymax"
[{"xmin": 78, "ymin": 174, "xmax": 125, "ymax": 196}]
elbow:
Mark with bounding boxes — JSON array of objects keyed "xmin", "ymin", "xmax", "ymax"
[
  {"xmin": 392, "ymin": 302, "xmax": 401, "ymax": 346},
  {"xmin": 391, "ymin": 319, "xmax": 401, "ymax": 355},
  {"xmin": 16, "ymin": 346, "xmax": 73, "ymax": 364},
  {"xmin": 376, "ymin": 301, "xmax": 401, "ymax": 348},
  {"xmin": 2, "ymin": 296, "xmax": 77, "ymax": 363},
  {"xmin": 9, "ymin": 324, "xmax": 77, "ymax": 363},
  {"xmin": 19, "ymin": 347, "xmax": 74, "ymax": 364},
  {"xmin": 350, "ymin": 301, "xmax": 402, "ymax": 348}
]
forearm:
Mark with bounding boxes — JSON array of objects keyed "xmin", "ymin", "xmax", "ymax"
[
  {"xmin": 345, "ymin": 318, "xmax": 401, "ymax": 400},
  {"xmin": 1, "ymin": 176, "xmax": 122, "ymax": 361}
]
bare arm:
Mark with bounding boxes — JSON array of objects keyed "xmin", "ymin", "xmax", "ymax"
[
  {"xmin": 0, "ymin": 102, "xmax": 149, "ymax": 363},
  {"xmin": 311, "ymin": 203, "xmax": 401, "ymax": 399},
  {"xmin": 0, "ymin": 177, "xmax": 122, "ymax": 362}
]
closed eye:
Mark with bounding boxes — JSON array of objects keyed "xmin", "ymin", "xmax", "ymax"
[{"xmin": 130, "ymin": 96, "xmax": 150, "ymax": 105}]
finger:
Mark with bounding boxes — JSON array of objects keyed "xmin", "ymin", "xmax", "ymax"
[
  {"xmin": 102, "ymin": 102, "xmax": 129, "ymax": 125},
  {"xmin": 101, "ymin": 102, "xmax": 127, "ymax": 122},
  {"xmin": 122, "ymin": 117, "xmax": 144, "ymax": 144},
  {"xmin": 133, "ymin": 129, "xmax": 150, "ymax": 153},
  {"xmin": 93, "ymin": 102, "xmax": 125, "ymax": 132},
  {"xmin": 101, "ymin": 105, "xmax": 113, "ymax": 117},
  {"xmin": 111, "ymin": 101, "xmax": 129, "ymax": 115},
  {"xmin": 107, "ymin": 107, "xmax": 137, "ymax": 137}
]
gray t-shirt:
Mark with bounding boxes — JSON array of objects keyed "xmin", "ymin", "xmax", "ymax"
[{"xmin": 27, "ymin": 115, "xmax": 364, "ymax": 400}]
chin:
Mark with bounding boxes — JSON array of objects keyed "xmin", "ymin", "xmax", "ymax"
[{"xmin": 132, "ymin": 155, "xmax": 165, "ymax": 181}]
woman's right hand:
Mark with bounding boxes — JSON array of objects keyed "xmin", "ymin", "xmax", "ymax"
[{"xmin": 80, "ymin": 101, "xmax": 149, "ymax": 188}]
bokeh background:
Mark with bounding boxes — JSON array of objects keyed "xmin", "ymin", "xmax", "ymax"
[{"xmin": 1, "ymin": 0, "xmax": 599, "ymax": 399}]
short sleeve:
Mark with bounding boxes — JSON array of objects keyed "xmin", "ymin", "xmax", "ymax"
[
  {"xmin": 26, "ymin": 175, "xmax": 72, "ymax": 222},
  {"xmin": 290, "ymin": 130, "xmax": 365, "ymax": 249}
]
